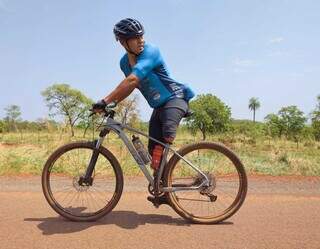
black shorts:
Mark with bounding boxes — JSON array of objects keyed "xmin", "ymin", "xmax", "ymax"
[{"xmin": 148, "ymin": 98, "xmax": 188, "ymax": 154}]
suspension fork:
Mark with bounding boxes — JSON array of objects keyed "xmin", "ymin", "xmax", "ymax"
[{"xmin": 81, "ymin": 130, "xmax": 109, "ymax": 185}]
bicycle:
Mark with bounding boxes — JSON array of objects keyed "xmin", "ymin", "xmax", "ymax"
[{"xmin": 42, "ymin": 103, "xmax": 247, "ymax": 224}]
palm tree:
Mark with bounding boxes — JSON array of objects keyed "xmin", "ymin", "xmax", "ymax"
[{"xmin": 248, "ymin": 97, "xmax": 261, "ymax": 123}]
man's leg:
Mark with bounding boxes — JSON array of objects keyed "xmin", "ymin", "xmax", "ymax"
[
  {"xmin": 147, "ymin": 106, "xmax": 187, "ymax": 206},
  {"xmin": 147, "ymin": 108, "xmax": 167, "ymax": 205},
  {"xmin": 150, "ymin": 106, "xmax": 187, "ymax": 170},
  {"xmin": 148, "ymin": 108, "xmax": 162, "ymax": 156},
  {"xmin": 160, "ymin": 107, "xmax": 187, "ymax": 145}
]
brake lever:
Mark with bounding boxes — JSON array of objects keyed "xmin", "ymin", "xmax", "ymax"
[{"xmin": 89, "ymin": 108, "xmax": 106, "ymax": 117}]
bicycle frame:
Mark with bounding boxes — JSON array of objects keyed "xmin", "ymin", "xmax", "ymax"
[{"xmin": 85, "ymin": 115, "xmax": 210, "ymax": 193}]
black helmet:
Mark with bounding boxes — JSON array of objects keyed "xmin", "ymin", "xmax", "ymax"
[{"xmin": 113, "ymin": 18, "xmax": 144, "ymax": 41}]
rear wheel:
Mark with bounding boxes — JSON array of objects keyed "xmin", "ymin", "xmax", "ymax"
[
  {"xmin": 164, "ymin": 142, "xmax": 247, "ymax": 224},
  {"xmin": 42, "ymin": 142, "xmax": 123, "ymax": 221}
]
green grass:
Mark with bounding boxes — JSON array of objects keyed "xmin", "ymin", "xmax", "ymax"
[
  {"xmin": 0, "ymin": 145, "xmax": 47, "ymax": 175},
  {"xmin": 0, "ymin": 129, "xmax": 319, "ymax": 176}
]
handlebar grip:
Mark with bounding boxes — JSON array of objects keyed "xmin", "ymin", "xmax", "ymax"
[{"xmin": 106, "ymin": 101, "xmax": 117, "ymax": 109}]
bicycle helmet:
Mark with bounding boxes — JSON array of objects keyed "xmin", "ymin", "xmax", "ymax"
[{"xmin": 113, "ymin": 18, "xmax": 145, "ymax": 41}]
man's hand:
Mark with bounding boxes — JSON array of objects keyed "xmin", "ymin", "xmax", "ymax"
[{"xmin": 91, "ymin": 99, "xmax": 106, "ymax": 113}]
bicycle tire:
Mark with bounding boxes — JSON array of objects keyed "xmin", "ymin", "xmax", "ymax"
[
  {"xmin": 163, "ymin": 142, "xmax": 247, "ymax": 224},
  {"xmin": 42, "ymin": 141, "xmax": 123, "ymax": 221}
]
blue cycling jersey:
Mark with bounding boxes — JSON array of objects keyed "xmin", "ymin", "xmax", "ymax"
[{"xmin": 120, "ymin": 43, "xmax": 195, "ymax": 108}]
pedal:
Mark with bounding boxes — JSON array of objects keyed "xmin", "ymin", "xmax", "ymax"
[
  {"xmin": 153, "ymin": 201, "xmax": 160, "ymax": 208},
  {"xmin": 147, "ymin": 196, "xmax": 159, "ymax": 208},
  {"xmin": 147, "ymin": 195, "xmax": 168, "ymax": 208}
]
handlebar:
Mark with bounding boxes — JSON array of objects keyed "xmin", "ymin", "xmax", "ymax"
[{"xmin": 89, "ymin": 101, "xmax": 117, "ymax": 118}]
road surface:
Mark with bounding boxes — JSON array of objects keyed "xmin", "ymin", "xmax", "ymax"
[{"xmin": 0, "ymin": 176, "xmax": 319, "ymax": 249}]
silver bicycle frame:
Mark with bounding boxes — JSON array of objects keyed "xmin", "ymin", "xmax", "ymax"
[{"xmin": 99, "ymin": 116, "xmax": 210, "ymax": 192}]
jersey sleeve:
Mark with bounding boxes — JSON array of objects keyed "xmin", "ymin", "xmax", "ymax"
[
  {"xmin": 120, "ymin": 54, "xmax": 132, "ymax": 77},
  {"xmin": 120, "ymin": 60, "xmax": 125, "ymax": 73},
  {"xmin": 131, "ymin": 45, "xmax": 161, "ymax": 80},
  {"xmin": 119, "ymin": 55, "xmax": 127, "ymax": 76}
]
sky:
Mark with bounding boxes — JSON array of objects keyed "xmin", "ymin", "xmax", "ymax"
[{"xmin": 0, "ymin": 0, "xmax": 319, "ymax": 122}]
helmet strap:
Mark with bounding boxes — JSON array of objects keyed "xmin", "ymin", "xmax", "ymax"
[{"xmin": 124, "ymin": 40, "xmax": 139, "ymax": 56}]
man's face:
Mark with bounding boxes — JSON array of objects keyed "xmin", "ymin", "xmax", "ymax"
[{"xmin": 121, "ymin": 36, "xmax": 145, "ymax": 55}]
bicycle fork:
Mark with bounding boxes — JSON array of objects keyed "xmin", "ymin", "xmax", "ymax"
[{"xmin": 79, "ymin": 135, "xmax": 107, "ymax": 186}]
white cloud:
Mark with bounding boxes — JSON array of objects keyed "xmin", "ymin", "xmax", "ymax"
[
  {"xmin": 269, "ymin": 37, "xmax": 284, "ymax": 44},
  {"xmin": 232, "ymin": 58, "xmax": 257, "ymax": 67},
  {"xmin": 0, "ymin": 0, "xmax": 8, "ymax": 11},
  {"xmin": 233, "ymin": 68, "xmax": 247, "ymax": 73},
  {"xmin": 267, "ymin": 51, "xmax": 288, "ymax": 57},
  {"xmin": 0, "ymin": 0, "xmax": 12, "ymax": 13}
]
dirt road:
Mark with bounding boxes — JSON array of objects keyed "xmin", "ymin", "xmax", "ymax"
[{"xmin": 1, "ymin": 176, "xmax": 320, "ymax": 249}]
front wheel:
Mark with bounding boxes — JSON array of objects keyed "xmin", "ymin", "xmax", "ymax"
[
  {"xmin": 42, "ymin": 142, "xmax": 123, "ymax": 221},
  {"xmin": 163, "ymin": 142, "xmax": 247, "ymax": 224}
]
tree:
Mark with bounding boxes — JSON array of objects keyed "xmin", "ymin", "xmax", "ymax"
[
  {"xmin": 248, "ymin": 97, "xmax": 260, "ymax": 123},
  {"xmin": 311, "ymin": 94, "xmax": 320, "ymax": 141},
  {"xmin": 42, "ymin": 84, "xmax": 92, "ymax": 136},
  {"xmin": 116, "ymin": 94, "xmax": 140, "ymax": 126},
  {"xmin": 77, "ymin": 94, "xmax": 140, "ymax": 137},
  {"xmin": 35, "ymin": 118, "xmax": 58, "ymax": 132},
  {"xmin": 264, "ymin": 106, "xmax": 306, "ymax": 144},
  {"xmin": 77, "ymin": 101, "xmax": 100, "ymax": 138},
  {"xmin": 278, "ymin": 106, "xmax": 306, "ymax": 140},
  {"xmin": 265, "ymin": 105, "xmax": 306, "ymax": 145},
  {"xmin": 264, "ymin": 114, "xmax": 283, "ymax": 138},
  {"xmin": 186, "ymin": 94, "xmax": 231, "ymax": 140},
  {"xmin": 4, "ymin": 105, "xmax": 22, "ymax": 132},
  {"xmin": 0, "ymin": 120, "xmax": 4, "ymax": 133}
]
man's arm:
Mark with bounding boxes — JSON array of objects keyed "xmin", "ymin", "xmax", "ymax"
[{"xmin": 103, "ymin": 74, "xmax": 139, "ymax": 104}]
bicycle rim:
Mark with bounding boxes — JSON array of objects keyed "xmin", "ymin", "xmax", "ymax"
[
  {"xmin": 165, "ymin": 142, "xmax": 247, "ymax": 223},
  {"xmin": 43, "ymin": 142, "xmax": 122, "ymax": 220}
]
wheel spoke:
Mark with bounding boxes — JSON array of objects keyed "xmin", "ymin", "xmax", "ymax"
[
  {"xmin": 168, "ymin": 143, "xmax": 247, "ymax": 223},
  {"xmin": 42, "ymin": 143, "xmax": 123, "ymax": 221},
  {"xmin": 176, "ymin": 197, "xmax": 212, "ymax": 203}
]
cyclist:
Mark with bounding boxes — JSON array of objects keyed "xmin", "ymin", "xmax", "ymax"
[{"xmin": 92, "ymin": 18, "xmax": 195, "ymax": 205}]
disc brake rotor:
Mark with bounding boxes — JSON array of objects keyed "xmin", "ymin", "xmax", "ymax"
[{"xmin": 72, "ymin": 177, "xmax": 90, "ymax": 191}]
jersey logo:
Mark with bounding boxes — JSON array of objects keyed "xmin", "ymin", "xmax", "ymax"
[
  {"xmin": 169, "ymin": 83, "xmax": 181, "ymax": 91},
  {"xmin": 153, "ymin": 93, "xmax": 161, "ymax": 100}
]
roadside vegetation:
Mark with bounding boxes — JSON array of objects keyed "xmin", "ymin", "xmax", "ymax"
[{"xmin": 0, "ymin": 84, "xmax": 319, "ymax": 176}]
